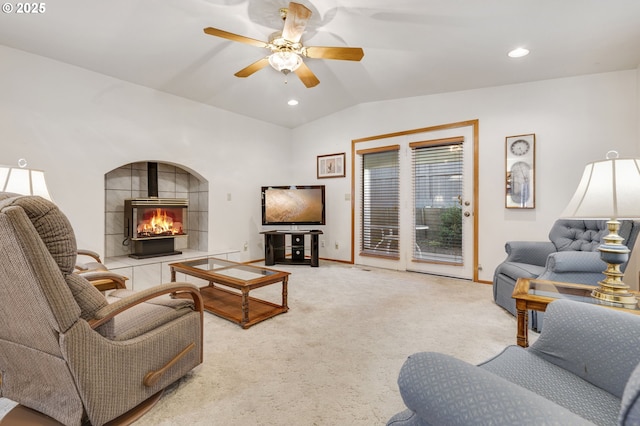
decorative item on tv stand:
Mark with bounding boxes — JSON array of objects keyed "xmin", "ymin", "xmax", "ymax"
[
  {"xmin": 260, "ymin": 185, "xmax": 325, "ymax": 267},
  {"xmin": 561, "ymin": 151, "xmax": 640, "ymax": 305}
]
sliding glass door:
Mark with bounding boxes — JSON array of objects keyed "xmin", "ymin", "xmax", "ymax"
[
  {"xmin": 353, "ymin": 121, "xmax": 477, "ymax": 280},
  {"xmin": 411, "ymin": 138, "xmax": 464, "ymax": 264},
  {"xmin": 360, "ymin": 146, "xmax": 400, "ymax": 258}
]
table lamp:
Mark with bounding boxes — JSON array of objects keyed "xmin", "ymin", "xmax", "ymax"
[
  {"xmin": 560, "ymin": 151, "xmax": 640, "ymax": 305},
  {"xmin": 0, "ymin": 159, "xmax": 53, "ymax": 201}
]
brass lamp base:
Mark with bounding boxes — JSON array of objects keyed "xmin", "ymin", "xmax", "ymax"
[
  {"xmin": 591, "ymin": 286, "xmax": 637, "ymax": 305},
  {"xmin": 593, "ymin": 219, "xmax": 638, "ymax": 306}
]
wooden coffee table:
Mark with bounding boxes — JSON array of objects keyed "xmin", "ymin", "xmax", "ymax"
[
  {"xmin": 512, "ymin": 278, "xmax": 640, "ymax": 347},
  {"xmin": 170, "ymin": 257, "xmax": 290, "ymax": 329}
]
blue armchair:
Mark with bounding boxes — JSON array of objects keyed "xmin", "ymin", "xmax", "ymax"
[
  {"xmin": 387, "ymin": 299, "xmax": 640, "ymax": 426},
  {"xmin": 493, "ymin": 219, "xmax": 640, "ymax": 330}
]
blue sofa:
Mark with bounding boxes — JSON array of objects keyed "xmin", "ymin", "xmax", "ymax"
[
  {"xmin": 493, "ymin": 219, "xmax": 640, "ymax": 330},
  {"xmin": 387, "ymin": 299, "xmax": 640, "ymax": 425}
]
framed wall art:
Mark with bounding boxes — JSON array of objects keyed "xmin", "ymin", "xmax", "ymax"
[
  {"xmin": 317, "ymin": 152, "xmax": 346, "ymax": 179},
  {"xmin": 505, "ymin": 134, "xmax": 535, "ymax": 209}
]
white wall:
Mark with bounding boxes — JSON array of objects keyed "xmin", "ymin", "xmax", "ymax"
[
  {"xmin": 0, "ymin": 46, "xmax": 291, "ymax": 261},
  {"xmin": 292, "ymin": 70, "xmax": 640, "ymax": 283},
  {"xmin": 2, "ymin": 45, "xmax": 639, "ymax": 285}
]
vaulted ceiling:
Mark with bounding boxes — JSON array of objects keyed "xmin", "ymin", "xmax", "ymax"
[{"xmin": 2, "ymin": 0, "xmax": 640, "ymax": 128}]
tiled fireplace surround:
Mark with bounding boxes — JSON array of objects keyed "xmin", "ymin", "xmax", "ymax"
[{"xmin": 104, "ymin": 162, "xmax": 238, "ymax": 290}]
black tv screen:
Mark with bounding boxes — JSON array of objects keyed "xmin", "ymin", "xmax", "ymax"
[{"xmin": 262, "ymin": 185, "xmax": 325, "ymax": 226}]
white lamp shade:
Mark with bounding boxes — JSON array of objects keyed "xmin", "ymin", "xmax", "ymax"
[
  {"xmin": 561, "ymin": 157, "xmax": 640, "ymax": 219},
  {"xmin": 0, "ymin": 166, "xmax": 53, "ymax": 200}
]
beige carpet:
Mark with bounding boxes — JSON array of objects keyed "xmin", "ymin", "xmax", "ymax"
[
  {"xmin": 0, "ymin": 261, "xmax": 522, "ymax": 425},
  {"xmin": 137, "ymin": 261, "xmax": 518, "ymax": 426}
]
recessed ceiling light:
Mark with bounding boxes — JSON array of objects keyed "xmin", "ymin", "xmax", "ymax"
[
  {"xmin": 288, "ymin": 99, "xmax": 299, "ymax": 106},
  {"xmin": 508, "ymin": 47, "xmax": 530, "ymax": 58}
]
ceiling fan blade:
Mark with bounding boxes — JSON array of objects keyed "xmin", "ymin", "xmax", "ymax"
[
  {"xmin": 305, "ymin": 46, "xmax": 365, "ymax": 61},
  {"xmin": 203, "ymin": 27, "xmax": 268, "ymax": 48},
  {"xmin": 234, "ymin": 57, "xmax": 270, "ymax": 78},
  {"xmin": 282, "ymin": 2, "xmax": 312, "ymax": 43},
  {"xmin": 294, "ymin": 62, "xmax": 320, "ymax": 88}
]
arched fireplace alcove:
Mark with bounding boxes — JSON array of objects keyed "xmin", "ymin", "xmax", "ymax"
[{"xmin": 104, "ymin": 161, "xmax": 209, "ymax": 259}]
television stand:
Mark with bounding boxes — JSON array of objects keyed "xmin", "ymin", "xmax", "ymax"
[{"xmin": 260, "ymin": 230, "xmax": 323, "ymax": 267}]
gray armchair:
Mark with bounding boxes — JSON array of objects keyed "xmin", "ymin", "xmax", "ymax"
[
  {"xmin": 0, "ymin": 193, "xmax": 203, "ymax": 426},
  {"xmin": 493, "ymin": 219, "xmax": 640, "ymax": 330},
  {"xmin": 387, "ymin": 299, "xmax": 640, "ymax": 425}
]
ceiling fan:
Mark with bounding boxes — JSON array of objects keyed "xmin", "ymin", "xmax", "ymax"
[{"xmin": 203, "ymin": 2, "xmax": 364, "ymax": 88}]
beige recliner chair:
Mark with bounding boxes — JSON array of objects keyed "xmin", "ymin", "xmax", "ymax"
[
  {"xmin": 75, "ymin": 248, "xmax": 129, "ymax": 292},
  {"xmin": 0, "ymin": 193, "xmax": 203, "ymax": 426}
]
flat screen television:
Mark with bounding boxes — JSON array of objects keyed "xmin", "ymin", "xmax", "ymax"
[{"xmin": 261, "ymin": 185, "xmax": 325, "ymax": 226}]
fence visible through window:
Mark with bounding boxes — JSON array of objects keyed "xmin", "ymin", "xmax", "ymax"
[{"xmin": 411, "ymin": 139, "xmax": 464, "ymax": 264}]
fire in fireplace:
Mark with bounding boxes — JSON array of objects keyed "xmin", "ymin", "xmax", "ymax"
[
  {"xmin": 136, "ymin": 207, "xmax": 185, "ymax": 238},
  {"xmin": 124, "ymin": 198, "xmax": 189, "ymax": 259}
]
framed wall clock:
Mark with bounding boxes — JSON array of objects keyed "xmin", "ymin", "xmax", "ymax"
[{"xmin": 505, "ymin": 133, "xmax": 535, "ymax": 209}]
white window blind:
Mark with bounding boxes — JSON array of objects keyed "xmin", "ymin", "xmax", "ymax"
[
  {"xmin": 411, "ymin": 138, "xmax": 464, "ymax": 264},
  {"xmin": 359, "ymin": 146, "xmax": 400, "ymax": 257}
]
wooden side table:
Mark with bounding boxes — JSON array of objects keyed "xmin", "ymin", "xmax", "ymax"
[{"xmin": 512, "ymin": 278, "xmax": 640, "ymax": 347}]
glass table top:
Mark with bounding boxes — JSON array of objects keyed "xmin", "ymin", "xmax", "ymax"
[
  {"xmin": 173, "ymin": 257, "xmax": 284, "ymax": 282},
  {"xmin": 527, "ymin": 280, "xmax": 640, "ymax": 312},
  {"xmin": 179, "ymin": 257, "xmax": 238, "ymax": 271}
]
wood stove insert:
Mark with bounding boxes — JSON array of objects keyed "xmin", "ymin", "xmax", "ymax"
[{"xmin": 124, "ymin": 198, "xmax": 188, "ymax": 259}]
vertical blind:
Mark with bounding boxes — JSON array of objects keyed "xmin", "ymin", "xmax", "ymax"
[
  {"xmin": 411, "ymin": 138, "xmax": 464, "ymax": 264},
  {"xmin": 359, "ymin": 146, "xmax": 400, "ymax": 257}
]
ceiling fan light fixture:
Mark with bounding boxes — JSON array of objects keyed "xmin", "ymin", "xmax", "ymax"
[{"xmin": 268, "ymin": 51, "xmax": 302, "ymax": 74}]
